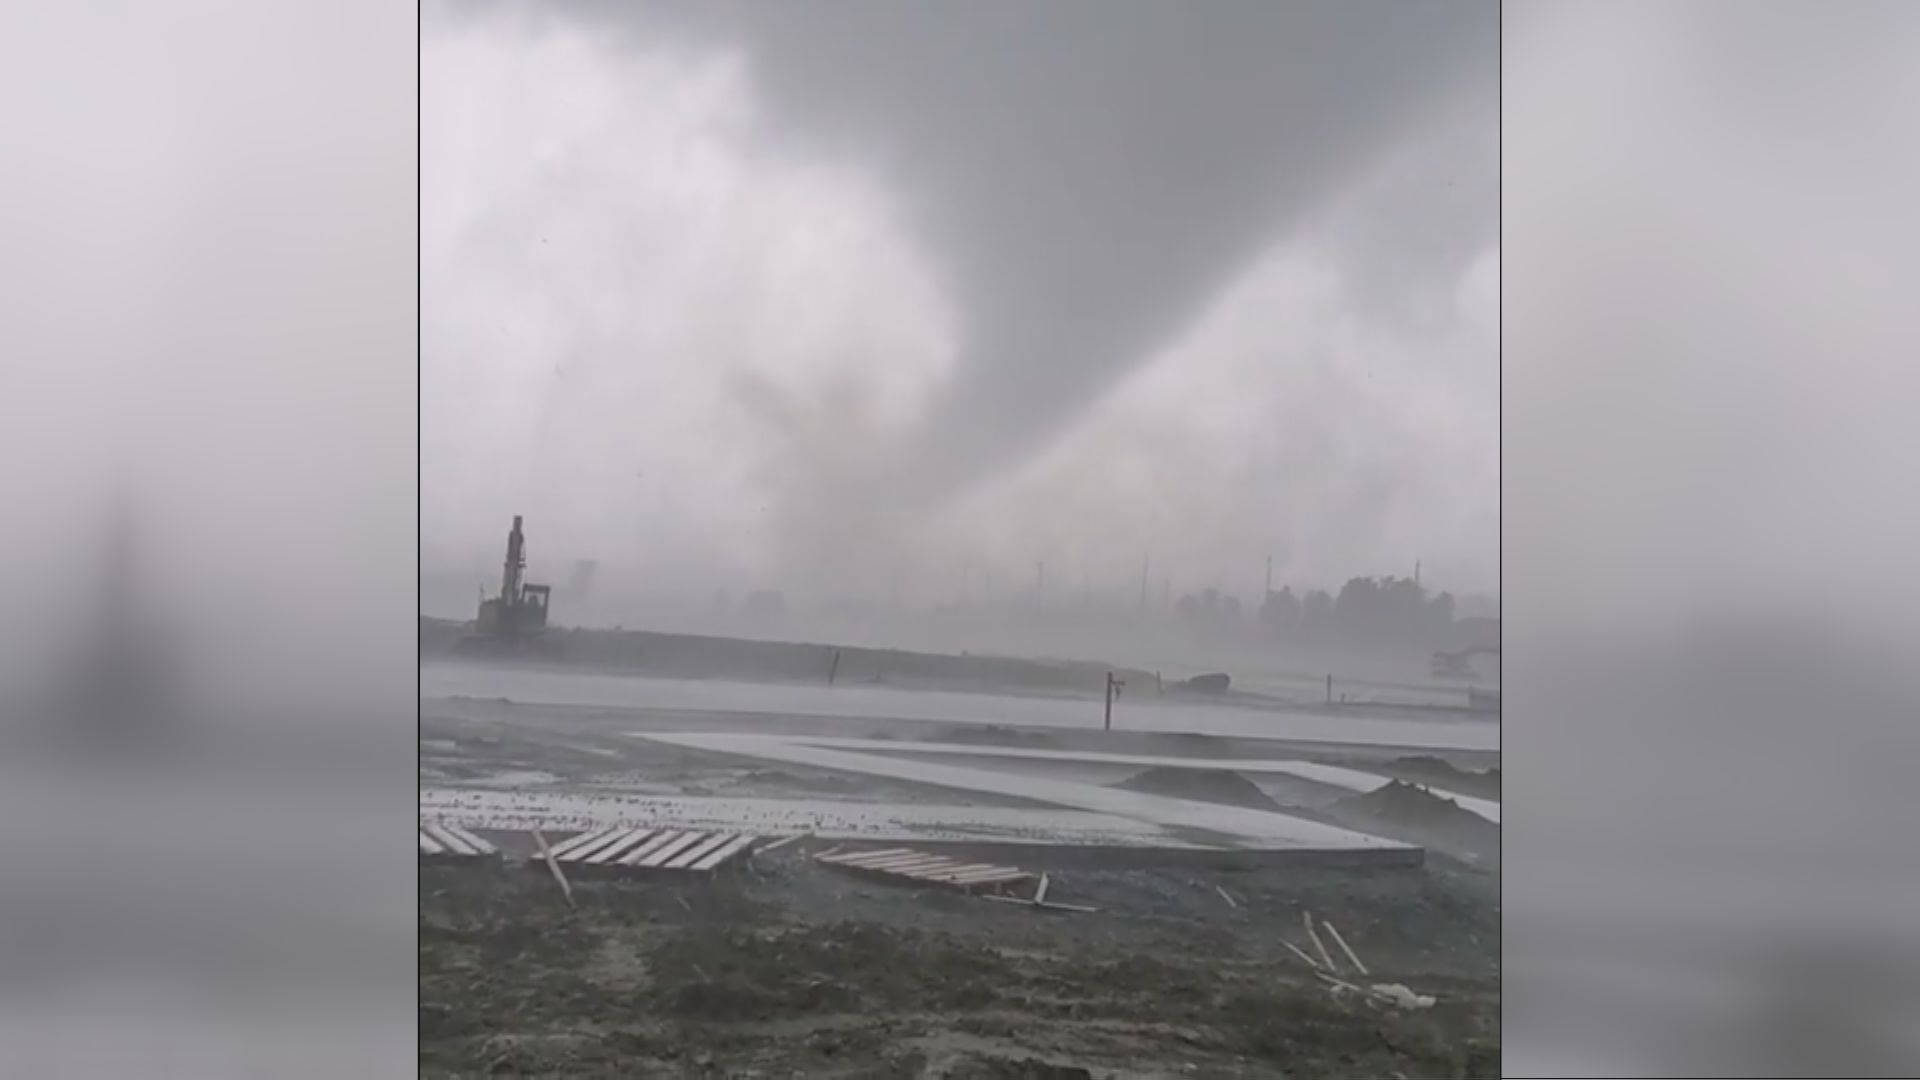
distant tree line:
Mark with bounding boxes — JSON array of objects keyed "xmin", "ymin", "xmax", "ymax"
[{"xmin": 1176, "ymin": 575, "xmax": 1484, "ymax": 650}]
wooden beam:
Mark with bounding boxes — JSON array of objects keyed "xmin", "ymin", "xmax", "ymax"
[
  {"xmin": 1323, "ymin": 920, "xmax": 1369, "ymax": 976},
  {"xmin": 1304, "ymin": 912, "xmax": 1338, "ymax": 972},
  {"xmin": 532, "ymin": 830, "xmax": 576, "ymax": 910}
]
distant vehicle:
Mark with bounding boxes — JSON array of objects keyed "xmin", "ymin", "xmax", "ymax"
[
  {"xmin": 1182, "ymin": 672, "xmax": 1231, "ymax": 694},
  {"xmin": 1431, "ymin": 646, "xmax": 1498, "ymax": 680}
]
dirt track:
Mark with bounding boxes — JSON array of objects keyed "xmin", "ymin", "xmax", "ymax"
[{"xmin": 420, "ymin": 849, "xmax": 1496, "ymax": 1078}]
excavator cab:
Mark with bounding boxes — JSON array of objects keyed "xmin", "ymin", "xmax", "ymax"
[{"xmin": 519, "ymin": 584, "xmax": 551, "ymax": 632}]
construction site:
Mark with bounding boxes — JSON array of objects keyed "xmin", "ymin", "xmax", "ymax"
[{"xmin": 420, "ymin": 517, "xmax": 1500, "ymax": 1078}]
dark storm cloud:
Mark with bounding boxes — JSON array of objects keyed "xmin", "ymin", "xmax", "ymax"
[
  {"xmin": 423, "ymin": 0, "xmax": 1498, "ymax": 607},
  {"xmin": 451, "ymin": 0, "xmax": 1496, "ymax": 501}
]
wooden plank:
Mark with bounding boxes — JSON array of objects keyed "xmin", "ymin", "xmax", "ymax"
[
  {"xmin": 754, "ymin": 833, "xmax": 807, "ymax": 854},
  {"xmin": 440, "ymin": 823, "xmax": 496, "ymax": 855},
  {"xmin": 846, "ymin": 852, "xmax": 943, "ymax": 871},
  {"xmin": 861, "ymin": 863, "xmax": 961, "ymax": 882},
  {"xmin": 854, "ymin": 853, "xmax": 955, "ymax": 872},
  {"xmin": 892, "ymin": 858, "xmax": 974, "ymax": 877},
  {"xmin": 564, "ymin": 828, "xmax": 646, "ymax": 863},
  {"xmin": 936, "ymin": 864, "xmax": 1029, "ymax": 883},
  {"xmin": 545, "ymin": 827, "xmax": 618, "ymax": 859},
  {"xmin": 547, "ymin": 828, "xmax": 619, "ymax": 860},
  {"xmin": 691, "ymin": 834, "xmax": 758, "ymax": 872},
  {"xmin": 424, "ymin": 823, "xmax": 477, "ymax": 856},
  {"xmin": 941, "ymin": 867, "xmax": 1027, "ymax": 885},
  {"xmin": 1323, "ymin": 921, "xmax": 1370, "ymax": 976},
  {"xmin": 419, "ymin": 823, "xmax": 463, "ymax": 854},
  {"xmin": 1282, "ymin": 941, "xmax": 1324, "ymax": 971},
  {"xmin": 635, "ymin": 831, "xmax": 709, "ymax": 869},
  {"xmin": 616, "ymin": 829, "xmax": 688, "ymax": 867},
  {"xmin": 919, "ymin": 864, "xmax": 1002, "ymax": 882},
  {"xmin": 1304, "ymin": 913, "xmax": 1338, "ymax": 972},
  {"xmin": 942, "ymin": 869, "xmax": 1031, "ymax": 887},
  {"xmin": 821, "ymin": 847, "xmax": 915, "ymax": 866},
  {"xmin": 532, "ymin": 830, "xmax": 576, "ymax": 910},
  {"xmin": 895, "ymin": 857, "xmax": 975, "ymax": 876},
  {"xmin": 585, "ymin": 829, "xmax": 659, "ymax": 866},
  {"xmin": 665, "ymin": 832, "xmax": 737, "ymax": 871},
  {"xmin": 983, "ymin": 893, "xmax": 1097, "ymax": 913},
  {"xmin": 418, "ymin": 832, "xmax": 445, "ymax": 855}
]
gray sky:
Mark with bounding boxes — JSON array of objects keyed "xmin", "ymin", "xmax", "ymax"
[{"xmin": 422, "ymin": 0, "xmax": 1498, "ymax": 610}]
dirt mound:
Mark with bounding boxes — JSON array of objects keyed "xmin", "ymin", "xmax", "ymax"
[
  {"xmin": 1111, "ymin": 767, "xmax": 1283, "ymax": 811},
  {"xmin": 729, "ymin": 767, "xmax": 860, "ymax": 794},
  {"xmin": 1340, "ymin": 780, "xmax": 1476, "ymax": 824},
  {"xmin": 1389, "ymin": 755, "xmax": 1500, "ymax": 800},
  {"xmin": 1332, "ymin": 780, "xmax": 1499, "ymax": 868},
  {"xmin": 1394, "ymin": 754, "xmax": 1461, "ymax": 775}
]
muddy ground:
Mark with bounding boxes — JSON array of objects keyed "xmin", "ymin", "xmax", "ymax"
[
  {"xmin": 421, "ymin": 847, "xmax": 1496, "ymax": 1078},
  {"xmin": 420, "ymin": 677, "xmax": 1498, "ymax": 1075}
]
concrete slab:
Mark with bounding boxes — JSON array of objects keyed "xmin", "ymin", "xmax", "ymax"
[
  {"xmin": 636, "ymin": 732, "xmax": 1414, "ymax": 854},
  {"xmin": 781, "ymin": 735, "xmax": 1501, "ymax": 824}
]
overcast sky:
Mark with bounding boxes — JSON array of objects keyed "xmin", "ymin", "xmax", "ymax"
[{"xmin": 422, "ymin": 0, "xmax": 1498, "ymax": 609}]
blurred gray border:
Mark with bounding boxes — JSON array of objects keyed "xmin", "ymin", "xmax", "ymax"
[{"xmin": 1502, "ymin": 2, "xmax": 1920, "ymax": 1076}]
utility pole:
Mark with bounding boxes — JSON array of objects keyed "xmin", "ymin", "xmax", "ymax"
[
  {"xmin": 1415, "ymin": 560, "xmax": 1422, "ymax": 589},
  {"xmin": 1104, "ymin": 671, "xmax": 1125, "ymax": 731},
  {"xmin": 1138, "ymin": 555, "xmax": 1149, "ymax": 614}
]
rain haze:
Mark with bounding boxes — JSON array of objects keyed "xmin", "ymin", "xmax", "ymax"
[
  {"xmin": 422, "ymin": 0, "xmax": 1498, "ymax": 652},
  {"xmin": 418, "ymin": 7, "xmax": 1503, "ymax": 1075}
]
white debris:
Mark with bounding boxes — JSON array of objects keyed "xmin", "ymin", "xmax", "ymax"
[{"xmin": 1369, "ymin": 983, "xmax": 1436, "ymax": 1010}]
